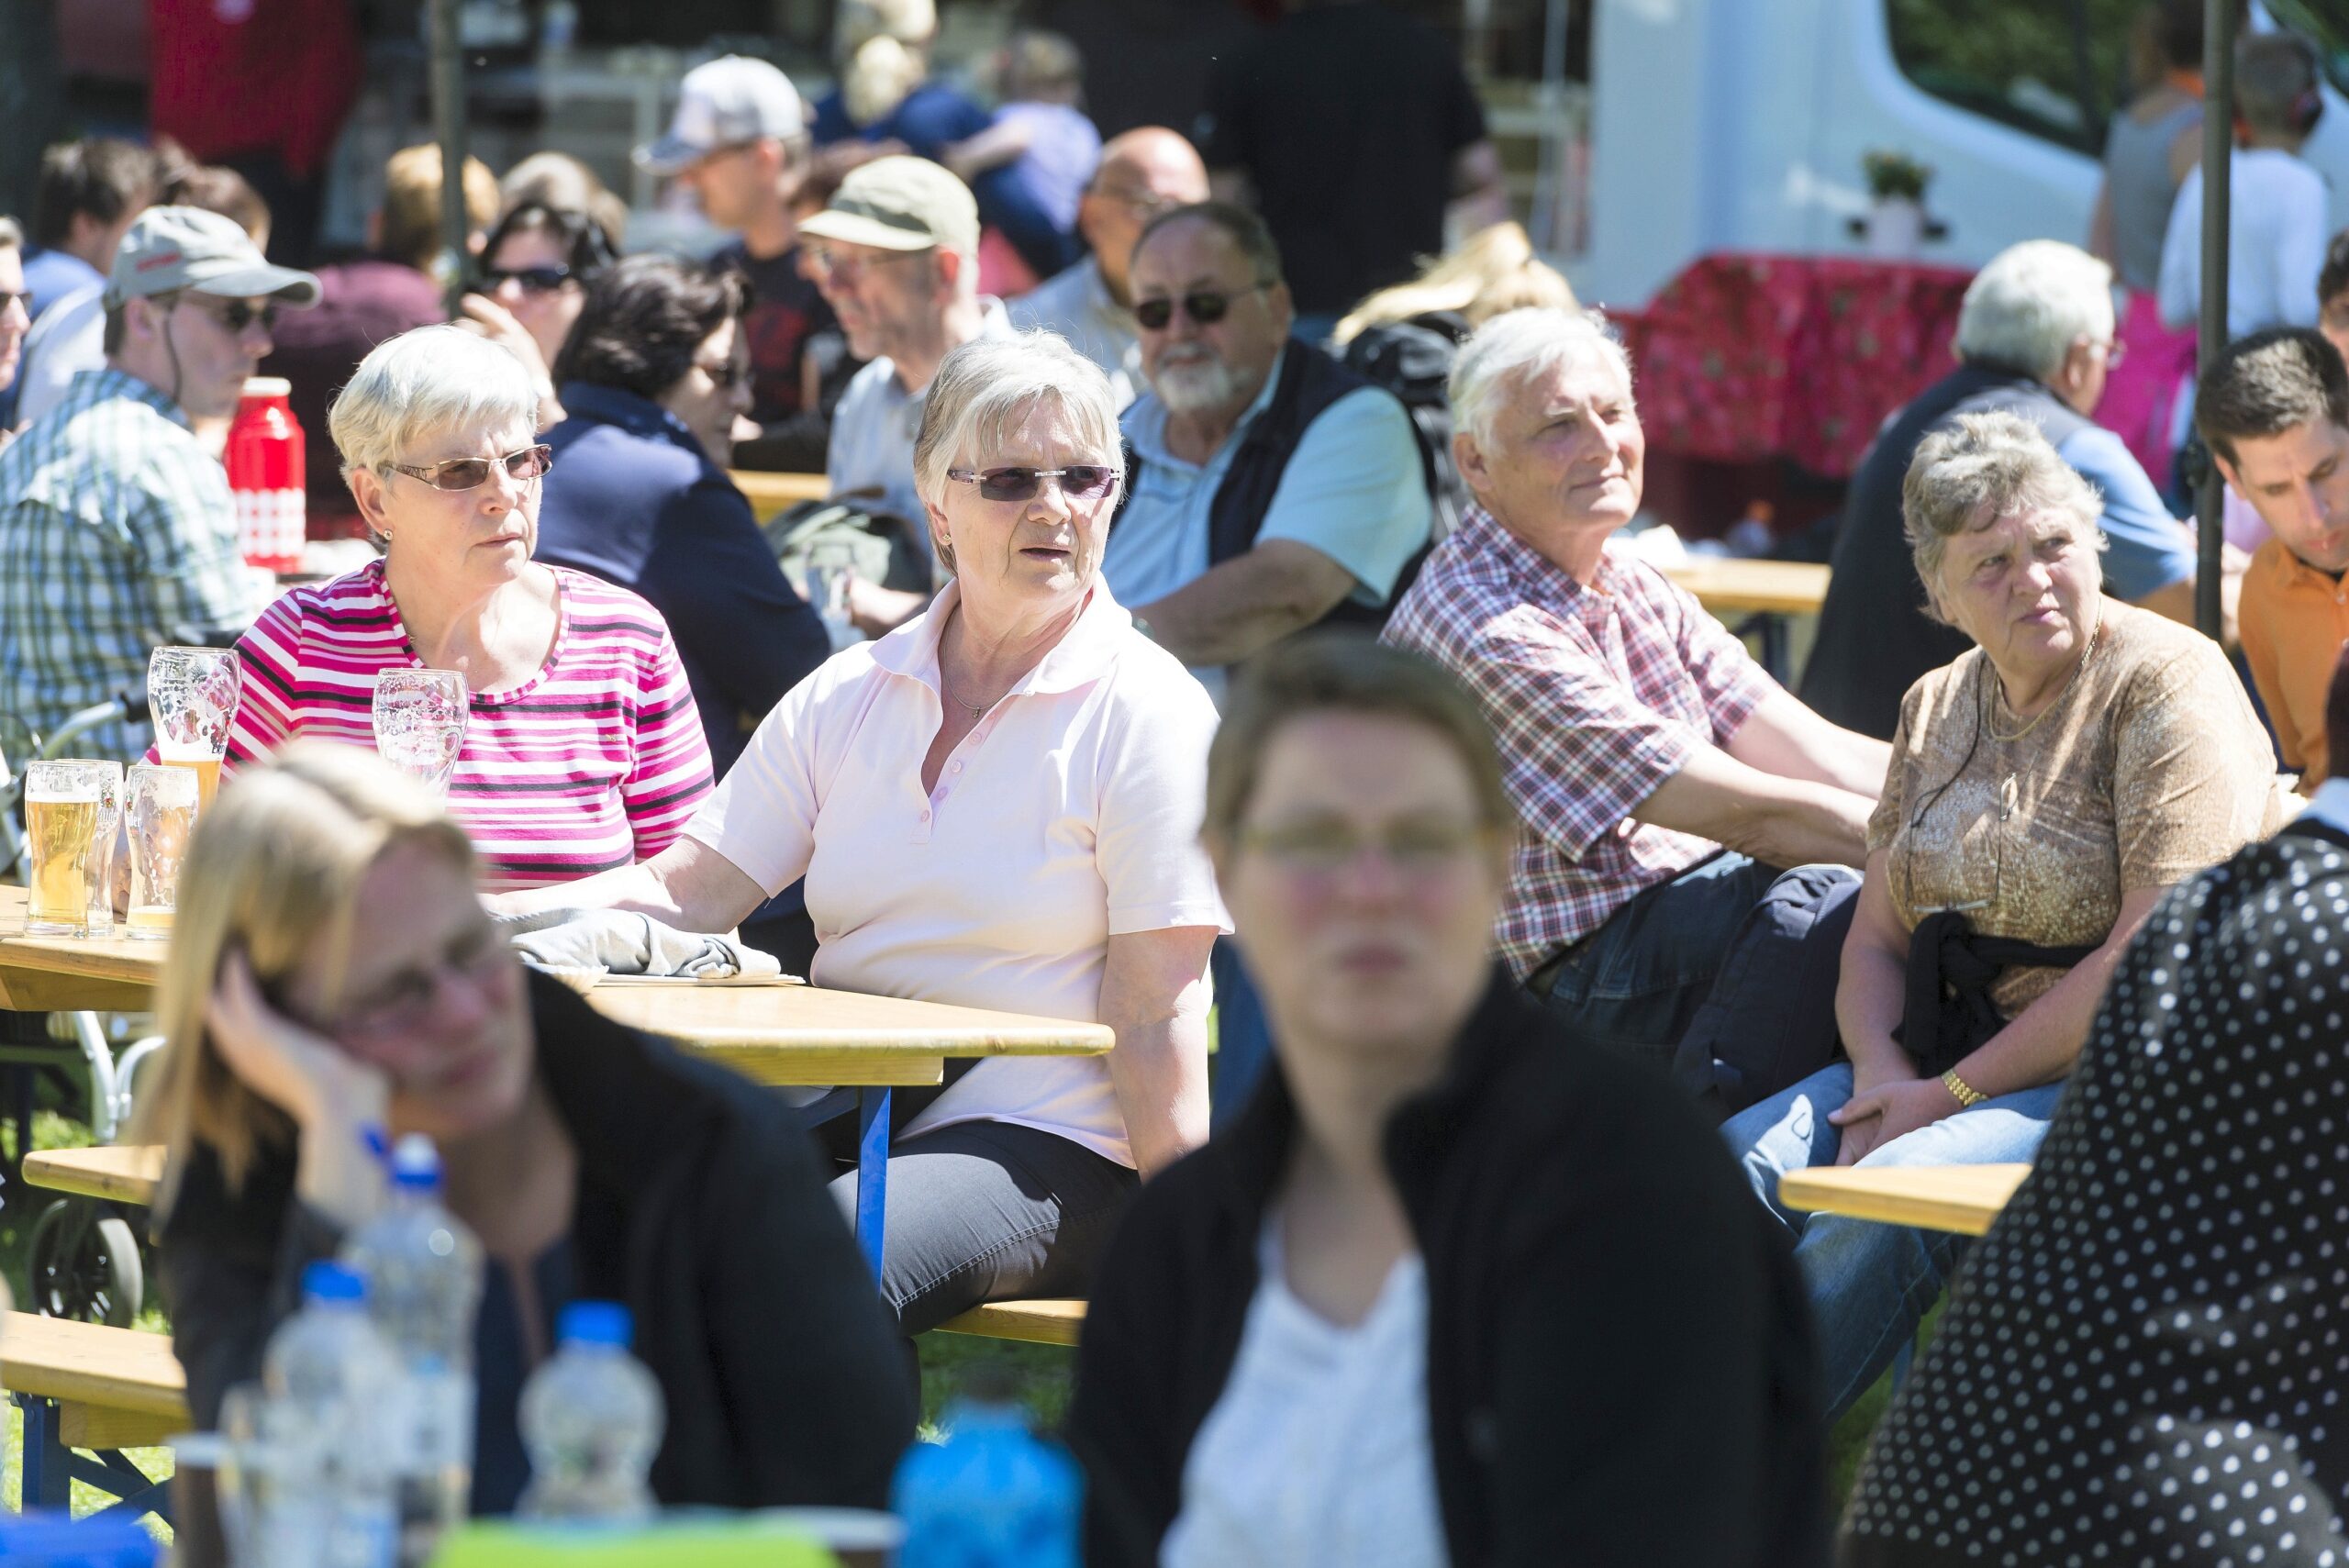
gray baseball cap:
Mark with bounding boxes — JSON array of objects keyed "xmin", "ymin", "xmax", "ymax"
[
  {"xmin": 636, "ymin": 55, "xmax": 807, "ymax": 173},
  {"xmin": 105, "ymin": 206, "xmax": 321, "ymax": 309},
  {"xmin": 797, "ymin": 156, "xmax": 978, "ymax": 255}
]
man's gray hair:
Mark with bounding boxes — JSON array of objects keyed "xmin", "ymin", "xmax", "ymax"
[
  {"xmin": 912, "ymin": 330, "xmax": 1125, "ymax": 528},
  {"xmin": 1954, "ymin": 240, "xmax": 2115, "ymax": 384},
  {"xmin": 1449, "ymin": 306, "xmax": 1633, "ymax": 450},
  {"xmin": 1902, "ymin": 409, "xmax": 2105, "ymax": 620},
  {"xmin": 329, "ymin": 325, "xmax": 541, "ymax": 481}
]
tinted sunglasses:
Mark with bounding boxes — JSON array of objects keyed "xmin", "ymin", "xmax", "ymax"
[
  {"xmin": 0, "ymin": 291, "xmax": 29, "ymax": 317},
  {"xmin": 946, "ymin": 465, "xmax": 1119, "ymax": 503},
  {"xmin": 184, "ymin": 297, "xmax": 280, "ymax": 334},
  {"xmin": 482, "ymin": 265, "xmax": 575, "ymax": 295},
  {"xmin": 1133, "ymin": 283, "xmax": 1269, "ymax": 331},
  {"xmin": 388, "ymin": 444, "xmax": 554, "ymax": 491}
]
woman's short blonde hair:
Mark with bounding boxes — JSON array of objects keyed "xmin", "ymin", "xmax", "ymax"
[
  {"xmin": 133, "ymin": 743, "xmax": 475, "ymax": 1205},
  {"xmin": 328, "ymin": 324, "xmax": 541, "ymax": 484},
  {"xmin": 1332, "ymin": 222, "xmax": 1576, "ymax": 348},
  {"xmin": 1902, "ymin": 410, "xmax": 2106, "ymax": 622},
  {"xmin": 910, "ymin": 330, "xmax": 1124, "ymax": 572}
]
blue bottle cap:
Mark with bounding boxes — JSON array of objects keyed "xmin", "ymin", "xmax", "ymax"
[
  {"xmin": 302, "ymin": 1261, "xmax": 367, "ymax": 1307},
  {"xmin": 557, "ymin": 1300, "xmax": 632, "ymax": 1350},
  {"xmin": 389, "ymin": 1133, "xmax": 443, "ymax": 1192}
]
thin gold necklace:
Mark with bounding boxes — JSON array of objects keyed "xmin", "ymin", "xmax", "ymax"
[
  {"xmin": 939, "ymin": 664, "xmax": 991, "ymax": 719},
  {"xmin": 1984, "ymin": 614, "xmax": 2101, "ymax": 743}
]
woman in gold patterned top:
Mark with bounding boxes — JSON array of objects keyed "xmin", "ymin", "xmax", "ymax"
[{"xmin": 1722, "ymin": 410, "xmax": 2285, "ymax": 1419}]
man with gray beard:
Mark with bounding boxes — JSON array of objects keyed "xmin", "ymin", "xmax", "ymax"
[{"xmin": 1099, "ymin": 202, "xmax": 1431, "ymax": 699}]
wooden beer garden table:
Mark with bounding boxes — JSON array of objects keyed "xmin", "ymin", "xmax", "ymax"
[
  {"xmin": 0, "ymin": 885, "xmax": 1112, "ymax": 1274},
  {"xmin": 1778, "ymin": 1162, "xmax": 2030, "ymax": 1238},
  {"xmin": 729, "ymin": 469, "xmax": 829, "ymax": 524},
  {"xmin": 1657, "ymin": 557, "xmax": 1831, "ymax": 683}
]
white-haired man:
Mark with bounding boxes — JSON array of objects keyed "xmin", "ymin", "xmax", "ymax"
[
  {"xmin": 1802, "ymin": 239, "xmax": 2221, "ymax": 739},
  {"xmin": 1384, "ymin": 306, "xmax": 1890, "ymax": 1102}
]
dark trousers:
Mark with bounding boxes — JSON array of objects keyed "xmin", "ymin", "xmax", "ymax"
[
  {"xmin": 822, "ymin": 1118, "xmax": 1136, "ymax": 1336},
  {"xmin": 1531, "ymin": 851, "xmax": 1780, "ymax": 1081}
]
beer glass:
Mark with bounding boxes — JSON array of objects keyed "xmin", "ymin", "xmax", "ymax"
[
  {"xmin": 149, "ymin": 645, "xmax": 240, "ymax": 812},
  {"xmin": 126, "ymin": 762, "xmax": 199, "ymax": 940},
  {"xmin": 373, "ymin": 668, "xmax": 469, "ymax": 797},
  {"xmin": 82, "ymin": 761, "xmax": 124, "ymax": 939},
  {"xmin": 22, "ymin": 760, "xmax": 108, "ymax": 936}
]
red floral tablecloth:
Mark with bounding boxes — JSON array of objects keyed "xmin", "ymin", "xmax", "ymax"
[{"xmin": 1618, "ymin": 253, "xmax": 1977, "ymax": 479}]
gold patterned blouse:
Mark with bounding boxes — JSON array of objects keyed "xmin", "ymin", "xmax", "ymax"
[{"xmin": 1866, "ymin": 599, "xmax": 2288, "ymax": 1019}]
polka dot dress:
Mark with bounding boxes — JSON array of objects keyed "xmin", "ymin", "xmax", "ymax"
[{"xmin": 1841, "ymin": 828, "xmax": 2349, "ymax": 1567}]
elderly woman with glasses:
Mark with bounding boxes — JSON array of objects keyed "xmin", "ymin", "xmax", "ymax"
[
  {"xmin": 219, "ymin": 324, "xmax": 714, "ymax": 890},
  {"xmin": 140, "ymin": 744, "xmax": 911, "ymax": 1563},
  {"xmin": 499, "ymin": 330, "xmax": 1226, "ymax": 1334},
  {"xmin": 536, "ymin": 254, "xmax": 830, "ymax": 777},
  {"xmin": 1720, "ymin": 410, "xmax": 2287, "ymax": 1424}
]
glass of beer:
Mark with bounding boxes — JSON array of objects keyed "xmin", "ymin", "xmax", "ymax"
[
  {"xmin": 23, "ymin": 760, "xmax": 108, "ymax": 937},
  {"xmin": 126, "ymin": 762, "xmax": 199, "ymax": 941},
  {"xmin": 373, "ymin": 668, "xmax": 469, "ymax": 797},
  {"xmin": 82, "ymin": 761, "xmax": 124, "ymax": 940},
  {"xmin": 149, "ymin": 645, "xmax": 240, "ymax": 812}
]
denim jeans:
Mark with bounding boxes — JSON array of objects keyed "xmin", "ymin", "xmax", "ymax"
[
  {"xmin": 1720, "ymin": 1062, "xmax": 2065, "ymax": 1418},
  {"xmin": 1535, "ymin": 851, "xmax": 1780, "ymax": 1084}
]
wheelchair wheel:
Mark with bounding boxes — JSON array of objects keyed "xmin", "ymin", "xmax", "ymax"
[{"xmin": 27, "ymin": 1198, "xmax": 143, "ymax": 1327}]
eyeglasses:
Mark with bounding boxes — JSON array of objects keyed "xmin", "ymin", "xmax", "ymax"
[
  {"xmin": 2086, "ymin": 338, "xmax": 2128, "ymax": 369},
  {"xmin": 387, "ymin": 444, "xmax": 553, "ymax": 491},
  {"xmin": 481, "ymin": 265, "xmax": 576, "ymax": 295},
  {"xmin": 324, "ymin": 919, "xmax": 511, "ymax": 1040},
  {"xmin": 0, "ymin": 291, "xmax": 29, "ymax": 318},
  {"xmin": 1134, "ymin": 284, "xmax": 1271, "ymax": 332},
  {"xmin": 946, "ymin": 465, "xmax": 1119, "ymax": 503},
  {"xmin": 179, "ymin": 296, "xmax": 280, "ymax": 334},
  {"xmin": 1235, "ymin": 818, "xmax": 1494, "ymax": 877},
  {"xmin": 1088, "ymin": 183, "xmax": 1185, "ymax": 220},
  {"xmin": 696, "ymin": 356, "xmax": 753, "ymax": 392},
  {"xmin": 804, "ymin": 246, "xmax": 929, "ymax": 286}
]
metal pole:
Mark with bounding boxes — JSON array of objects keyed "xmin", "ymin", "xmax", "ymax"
[
  {"xmin": 429, "ymin": 0, "xmax": 471, "ymax": 317},
  {"xmin": 2194, "ymin": 0, "xmax": 2235, "ymax": 643}
]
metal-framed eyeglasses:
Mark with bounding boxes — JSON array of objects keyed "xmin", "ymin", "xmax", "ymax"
[{"xmin": 386, "ymin": 444, "xmax": 554, "ymax": 492}]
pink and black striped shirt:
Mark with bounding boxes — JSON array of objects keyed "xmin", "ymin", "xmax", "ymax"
[{"xmin": 224, "ymin": 560, "xmax": 714, "ymax": 890}]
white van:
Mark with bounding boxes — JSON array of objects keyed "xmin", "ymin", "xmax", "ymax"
[{"xmin": 1556, "ymin": 0, "xmax": 2349, "ymax": 312}]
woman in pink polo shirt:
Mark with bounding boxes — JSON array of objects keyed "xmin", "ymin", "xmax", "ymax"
[{"xmin": 500, "ymin": 331, "xmax": 1226, "ymax": 1331}]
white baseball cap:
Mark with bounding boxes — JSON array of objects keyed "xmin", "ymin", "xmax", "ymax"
[{"xmin": 636, "ymin": 55, "xmax": 806, "ymax": 174}]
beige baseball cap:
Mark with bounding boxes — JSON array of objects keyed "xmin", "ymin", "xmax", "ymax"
[
  {"xmin": 105, "ymin": 206, "xmax": 321, "ymax": 309},
  {"xmin": 636, "ymin": 55, "xmax": 806, "ymax": 173},
  {"xmin": 797, "ymin": 156, "xmax": 978, "ymax": 255}
]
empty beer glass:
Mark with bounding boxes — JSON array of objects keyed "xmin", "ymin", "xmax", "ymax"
[
  {"xmin": 127, "ymin": 762, "xmax": 200, "ymax": 940},
  {"xmin": 150, "ymin": 646, "xmax": 240, "ymax": 812},
  {"xmin": 82, "ymin": 761, "xmax": 124, "ymax": 939},
  {"xmin": 23, "ymin": 760, "xmax": 110, "ymax": 937},
  {"xmin": 373, "ymin": 668, "xmax": 469, "ymax": 797}
]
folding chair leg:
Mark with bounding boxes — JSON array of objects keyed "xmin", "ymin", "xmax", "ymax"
[{"xmin": 17, "ymin": 1394, "xmax": 72, "ymax": 1509}]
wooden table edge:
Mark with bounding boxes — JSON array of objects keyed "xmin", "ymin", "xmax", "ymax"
[{"xmin": 1777, "ymin": 1162, "xmax": 2030, "ymax": 1239}]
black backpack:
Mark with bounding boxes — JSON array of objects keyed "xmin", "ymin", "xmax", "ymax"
[{"xmin": 1339, "ymin": 310, "xmax": 1471, "ymax": 543}]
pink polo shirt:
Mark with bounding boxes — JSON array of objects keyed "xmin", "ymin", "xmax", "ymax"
[{"xmin": 686, "ymin": 579, "xmax": 1228, "ymax": 1167}]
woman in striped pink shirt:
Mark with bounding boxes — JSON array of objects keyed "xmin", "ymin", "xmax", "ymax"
[{"xmin": 222, "ymin": 326, "xmax": 712, "ymax": 890}]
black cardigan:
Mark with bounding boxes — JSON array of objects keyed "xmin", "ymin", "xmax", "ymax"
[
  {"xmin": 159, "ymin": 971, "xmax": 914, "ymax": 1553},
  {"xmin": 1067, "ymin": 972, "xmax": 1831, "ymax": 1568}
]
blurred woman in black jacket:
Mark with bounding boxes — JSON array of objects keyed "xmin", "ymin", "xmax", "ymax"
[
  {"xmin": 138, "ymin": 742, "xmax": 910, "ymax": 1564},
  {"xmin": 1067, "ymin": 637, "xmax": 1829, "ymax": 1568}
]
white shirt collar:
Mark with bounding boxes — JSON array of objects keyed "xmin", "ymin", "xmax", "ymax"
[{"xmin": 2306, "ymin": 777, "xmax": 2349, "ymax": 837}]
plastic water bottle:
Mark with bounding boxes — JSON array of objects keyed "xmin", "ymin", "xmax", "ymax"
[
  {"xmin": 516, "ymin": 1302, "xmax": 664, "ymax": 1523},
  {"xmin": 894, "ymin": 1396, "xmax": 1081, "ymax": 1568},
  {"xmin": 262, "ymin": 1262, "xmax": 398, "ymax": 1568},
  {"xmin": 341, "ymin": 1136, "xmax": 484, "ymax": 1565}
]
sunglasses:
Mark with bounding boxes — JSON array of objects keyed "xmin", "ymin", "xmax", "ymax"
[
  {"xmin": 696, "ymin": 356, "xmax": 753, "ymax": 392},
  {"xmin": 1133, "ymin": 283, "xmax": 1270, "ymax": 331},
  {"xmin": 482, "ymin": 265, "xmax": 575, "ymax": 295},
  {"xmin": 387, "ymin": 444, "xmax": 554, "ymax": 491},
  {"xmin": 0, "ymin": 291, "xmax": 28, "ymax": 318},
  {"xmin": 946, "ymin": 465, "xmax": 1119, "ymax": 503},
  {"xmin": 182, "ymin": 297, "xmax": 280, "ymax": 334}
]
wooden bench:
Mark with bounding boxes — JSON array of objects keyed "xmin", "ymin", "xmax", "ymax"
[
  {"xmin": 931, "ymin": 1299, "xmax": 1086, "ymax": 1348},
  {"xmin": 1, "ymin": 1310, "xmax": 187, "ymax": 1520}
]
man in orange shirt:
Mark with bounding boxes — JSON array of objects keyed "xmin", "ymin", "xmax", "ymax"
[{"xmin": 2198, "ymin": 327, "xmax": 2349, "ymax": 789}]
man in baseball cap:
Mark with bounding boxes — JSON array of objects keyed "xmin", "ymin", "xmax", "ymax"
[
  {"xmin": 638, "ymin": 55, "xmax": 844, "ymax": 474},
  {"xmin": 800, "ymin": 156, "xmax": 1008, "ymax": 629},
  {"xmin": 0, "ymin": 205, "xmax": 317, "ymax": 760}
]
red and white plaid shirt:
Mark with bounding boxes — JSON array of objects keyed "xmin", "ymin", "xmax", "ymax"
[{"xmin": 1383, "ymin": 506, "xmax": 1777, "ymax": 978}]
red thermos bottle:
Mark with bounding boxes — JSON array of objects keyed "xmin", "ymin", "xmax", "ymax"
[{"xmin": 226, "ymin": 377, "xmax": 306, "ymax": 575}]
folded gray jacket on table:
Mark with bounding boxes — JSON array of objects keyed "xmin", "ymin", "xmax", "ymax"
[{"xmin": 497, "ymin": 907, "xmax": 785, "ymax": 980}]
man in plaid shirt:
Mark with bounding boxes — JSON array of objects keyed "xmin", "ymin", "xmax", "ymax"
[
  {"xmin": 0, "ymin": 206, "xmax": 317, "ymax": 761},
  {"xmin": 1385, "ymin": 307, "xmax": 1889, "ymax": 1090}
]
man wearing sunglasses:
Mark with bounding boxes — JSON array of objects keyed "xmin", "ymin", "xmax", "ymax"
[
  {"xmin": 1008, "ymin": 126, "xmax": 1209, "ymax": 411},
  {"xmin": 0, "ymin": 206, "xmax": 317, "ymax": 762},
  {"xmin": 1099, "ymin": 201, "xmax": 1432, "ymax": 700}
]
